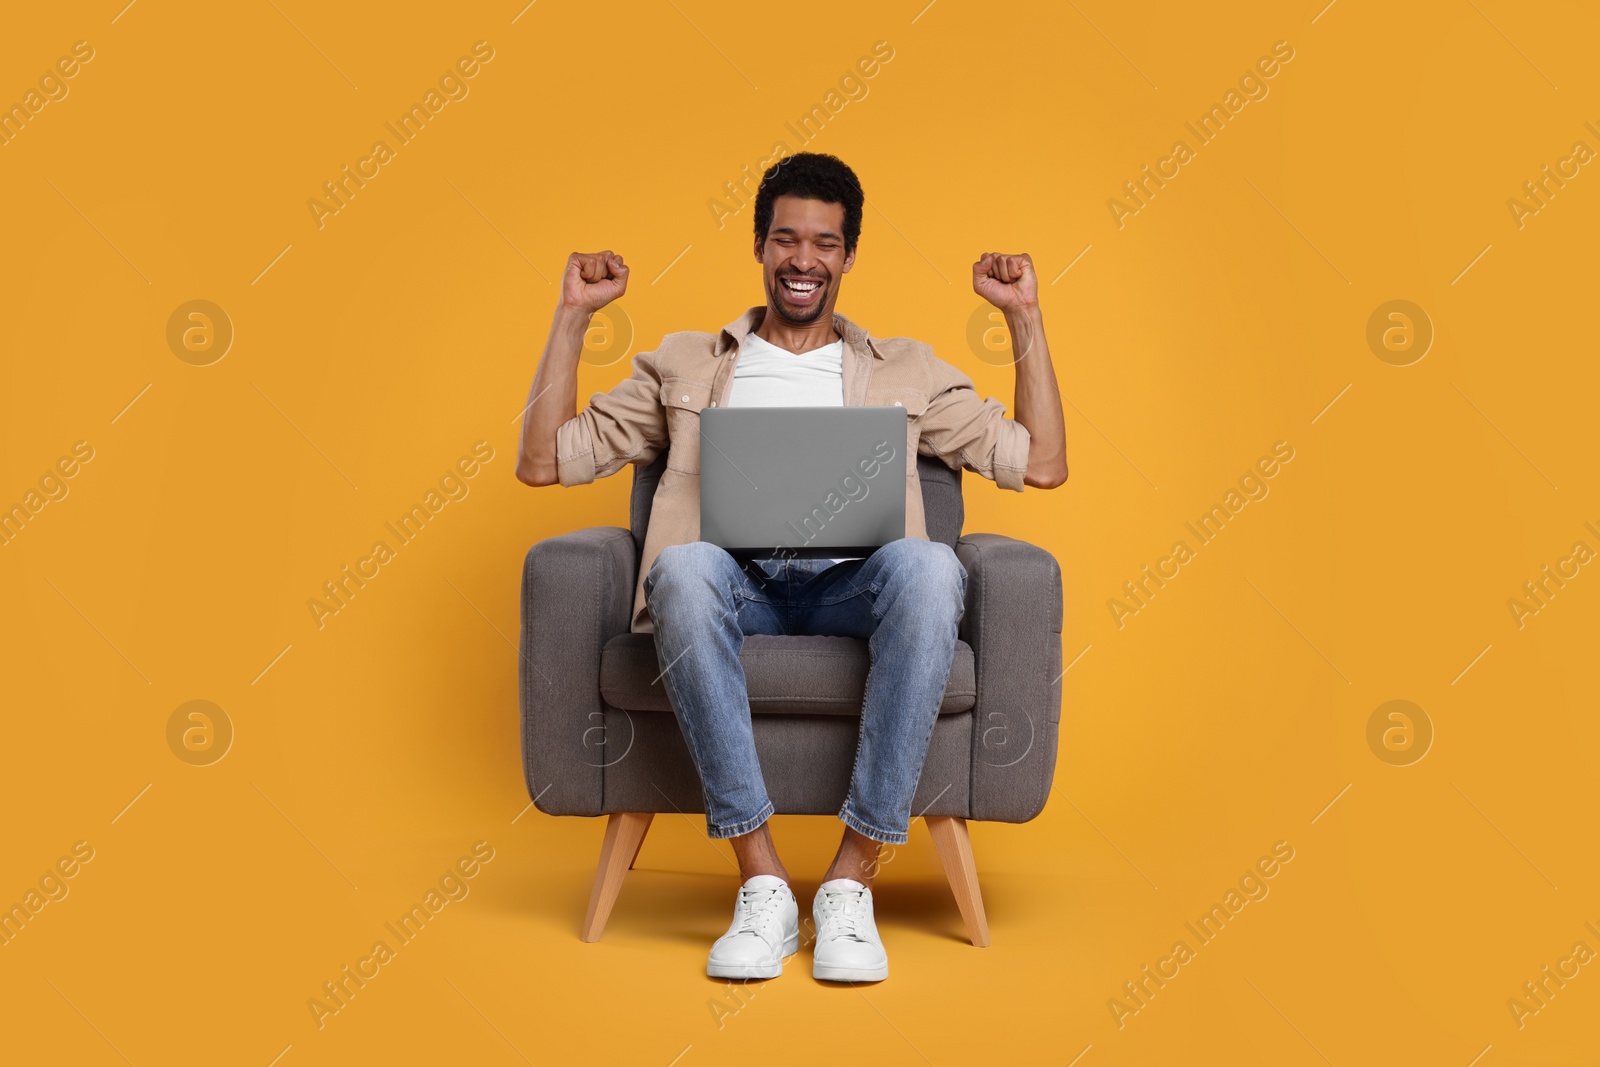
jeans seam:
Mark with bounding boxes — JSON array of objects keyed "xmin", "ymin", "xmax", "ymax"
[
  {"xmin": 839, "ymin": 805, "xmax": 906, "ymax": 845},
  {"xmin": 708, "ymin": 799, "xmax": 774, "ymax": 839},
  {"xmin": 847, "ymin": 547, "xmax": 961, "ymax": 841},
  {"xmin": 908, "ymin": 678, "xmax": 948, "ymax": 826},
  {"xmin": 839, "ymin": 572, "xmax": 886, "ymax": 837},
  {"xmin": 809, "ymin": 569, "xmax": 877, "ymax": 607}
]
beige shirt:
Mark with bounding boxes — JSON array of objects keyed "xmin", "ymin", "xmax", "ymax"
[{"xmin": 555, "ymin": 305, "xmax": 1032, "ymax": 633}]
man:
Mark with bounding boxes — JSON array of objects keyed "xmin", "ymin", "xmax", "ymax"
[{"xmin": 516, "ymin": 153, "xmax": 1066, "ymax": 982}]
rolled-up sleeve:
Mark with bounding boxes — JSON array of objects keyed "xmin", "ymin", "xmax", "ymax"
[
  {"xmin": 555, "ymin": 348, "xmax": 669, "ymax": 486},
  {"xmin": 917, "ymin": 349, "xmax": 1032, "ymax": 492}
]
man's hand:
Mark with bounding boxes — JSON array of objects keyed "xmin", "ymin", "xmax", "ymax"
[
  {"xmin": 972, "ymin": 252, "xmax": 1038, "ymax": 313},
  {"xmin": 561, "ymin": 250, "xmax": 629, "ymax": 313}
]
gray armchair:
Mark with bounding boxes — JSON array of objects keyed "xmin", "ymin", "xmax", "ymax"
[{"xmin": 519, "ymin": 453, "xmax": 1063, "ymax": 944}]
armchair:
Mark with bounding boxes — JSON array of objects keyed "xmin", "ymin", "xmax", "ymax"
[{"xmin": 519, "ymin": 453, "xmax": 1063, "ymax": 945}]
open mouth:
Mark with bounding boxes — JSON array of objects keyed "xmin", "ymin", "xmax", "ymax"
[{"xmin": 778, "ymin": 275, "xmax": 824, "ymax": 304}]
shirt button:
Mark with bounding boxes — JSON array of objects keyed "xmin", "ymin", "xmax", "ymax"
[
  {"xmin": 681, "ymin": 394, "xmax": 690, "ymax": 403},
  {"xmin": 893, "ymin": 400, "xmax": 903, "ymax": 407},
  {"xmin": 710, "ymin": 401, "xmax": 717, "ymax": 407}
]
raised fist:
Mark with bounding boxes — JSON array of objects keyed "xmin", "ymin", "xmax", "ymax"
[
  {"xmin": 972, "ymin": 252, "xmax": 1038, "ymax": 312},
  {"xmin": 561, "ymin": 250, "xmax": 629, "ymax": 313}
]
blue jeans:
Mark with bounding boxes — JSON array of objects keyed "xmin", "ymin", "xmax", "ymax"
[{"xmin": 642, "ymin": 538, "xmax": 967, "ymax": 845}]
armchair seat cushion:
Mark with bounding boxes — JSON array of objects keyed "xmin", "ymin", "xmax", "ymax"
[{"xmin": 600, "ymin": 633, "xmax": 977, "ymax": 716}]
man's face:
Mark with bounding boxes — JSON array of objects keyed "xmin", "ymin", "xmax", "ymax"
[{"xmin": 756, "ymin": 195, "xmax": 855, "ymax": 326}]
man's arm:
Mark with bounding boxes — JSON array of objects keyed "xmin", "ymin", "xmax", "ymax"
[
  {"xmin": 973, "ymin": 252, "xmax": 1068, "ymax": 489},
  {"xmin": 516, "ymin": 251, "xmax": 629, "ymax": 487}
]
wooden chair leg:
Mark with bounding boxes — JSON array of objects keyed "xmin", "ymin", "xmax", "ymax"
[
  {"xmin": 582, "ymin": 812, "xmax": 653, "ymax": 942},
  {"xmin": 627, "ymin": 813, "xmax": 654, "ymax": 869},
  {"xmin": 926, "ymin": 815, "xmax": 991, "ymax": 947}
]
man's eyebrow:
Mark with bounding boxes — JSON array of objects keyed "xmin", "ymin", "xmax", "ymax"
[{"xmin": 770, "ymin": 225, "xmax": 844, "ymax": 240}]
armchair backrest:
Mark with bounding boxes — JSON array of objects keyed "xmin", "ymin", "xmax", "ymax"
[{"xmin": 629, "ymin": 453, "xmax": 964, "ymax": 558}]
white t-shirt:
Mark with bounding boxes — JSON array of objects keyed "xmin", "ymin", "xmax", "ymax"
[
  {"xmin": 726, "ymin": 331, "xmax": 846, "ymax": 407},
  {"xmin": 726, "ymin": 331, "xmax": 856, "ymax": 564}
]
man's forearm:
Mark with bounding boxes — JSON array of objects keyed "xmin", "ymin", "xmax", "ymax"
[
  {"xmin": 1006, "ymin": 305, "xmax": 1068, "ymax": 489},
  {"xmin": 515, "ymin": 306, "xmax": 590, "ymax": 486}
]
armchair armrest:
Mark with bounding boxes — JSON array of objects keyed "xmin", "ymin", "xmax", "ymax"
[
  {"xmin": 520, "ymin": 526, "xmax": 638, "ymax": 817},
  {"xmin": 955, "ymin": 533, "xmax": 1064, "ymax": 823}
]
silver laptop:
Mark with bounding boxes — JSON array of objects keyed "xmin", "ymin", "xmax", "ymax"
[{"xmin": 700, "ymin": 406, "xmax": 907, "ymax": 559}]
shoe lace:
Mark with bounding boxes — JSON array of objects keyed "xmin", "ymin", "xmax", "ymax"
[
  {"xmin": 818, "ymin": 887, "xmax": 870, "ymax": 943},
  {"xmin": 732, "ymin": 885, "xmax": 785, "ymax": 939}
]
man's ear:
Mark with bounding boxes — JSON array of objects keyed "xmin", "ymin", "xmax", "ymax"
[
  {"xmin": 753, "ymin": 234, "xmax": 764, "ymax": 262},
  {"xmin": 843, "ymin": 245, "xmax": 856, "ymax": 273}
]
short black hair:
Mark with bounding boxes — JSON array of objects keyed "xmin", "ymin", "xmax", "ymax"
[{"xmin": 753, "ymin": 152, "xmax": 864, "ymax": 256}]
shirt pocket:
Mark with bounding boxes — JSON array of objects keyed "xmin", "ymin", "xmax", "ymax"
[
  {"xmin": 660, "ymin": 376, "xmax": 716, "ymax": 474},
  {"xmin": 866, "ymin": 387, "xmax": 928, "ymax": 479}
]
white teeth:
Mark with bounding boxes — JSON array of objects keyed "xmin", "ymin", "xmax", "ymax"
[{"xmin": 782, "ymin": 277, "xmax": 820, "ymax": 294}]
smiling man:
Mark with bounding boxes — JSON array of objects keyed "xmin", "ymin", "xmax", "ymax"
[{"xmin": 515, "ymin": 153, "xmax": 1066, "ymax": 982}]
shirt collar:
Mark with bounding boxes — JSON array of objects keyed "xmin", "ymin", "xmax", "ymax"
[{"xmin": 717, "ymin": 305, "xmax": 884, "ymax": 360}]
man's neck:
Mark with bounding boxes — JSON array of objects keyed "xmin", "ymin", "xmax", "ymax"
[{"xmin": 752, "ymin": 305, "xmax": 841, "ymax": 354}]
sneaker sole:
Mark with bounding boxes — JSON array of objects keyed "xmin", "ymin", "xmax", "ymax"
[
  {"xmin": 812, "ymin": 961, "xmax": 889, "ymax": 982},
  {"xmin": 707, "ymin": 930, "xmax": 800, "ymax": 980}
]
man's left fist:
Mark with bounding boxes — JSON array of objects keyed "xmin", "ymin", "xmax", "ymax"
[{"xmin": 973, "ymin": 252, "xmax": 1038, "ymax": 312}]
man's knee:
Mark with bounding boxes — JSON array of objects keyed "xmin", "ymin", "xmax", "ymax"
[
  {"xmin": 877, "ymin": 539, "xmax": 965, "ymax": 600},
  {"xmin": 645, "ymin": 541, "xmax": 740, "ymax": 607}
]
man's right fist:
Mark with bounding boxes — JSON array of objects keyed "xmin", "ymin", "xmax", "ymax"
[{"xmin": 561, "ymin": 250, "xmax": 629, "ymax": 313}]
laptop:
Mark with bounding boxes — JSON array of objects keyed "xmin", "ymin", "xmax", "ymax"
[{"xmin": 699, "ymin": 406, "xmax": 907, "ymax": 559}]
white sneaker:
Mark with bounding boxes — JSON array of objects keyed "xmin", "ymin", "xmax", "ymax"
[
  {"xmin": 812, "ymin": 878, "xmax": 888, "ymax": 982},
  {"xmin": 707, "ymin": 874, "xmax": 800, "ymax": 979}
]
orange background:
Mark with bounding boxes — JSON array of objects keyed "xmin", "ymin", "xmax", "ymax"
[{"xmin": 2, "ymin": 1, "xmax": 1597, "ymax": 1064}]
